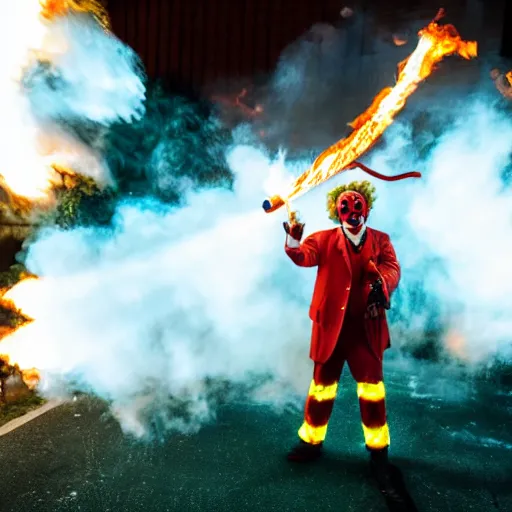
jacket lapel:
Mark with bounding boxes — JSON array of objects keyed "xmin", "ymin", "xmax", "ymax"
[
  {"xmin": 362, "ymin": 228, "xmax": 374, "ymax": 263},
  {"xmin": 335, "ymin": 227, "xmax": 351, "ymax": 271}
]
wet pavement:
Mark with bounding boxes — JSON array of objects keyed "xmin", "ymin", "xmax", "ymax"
[{"xmin": 1, "ymin": 361, "xmax": 511, "ymax": 512}]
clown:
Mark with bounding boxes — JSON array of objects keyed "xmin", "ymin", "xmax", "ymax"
[{"xmin": 283, "ymin": 180, "xmax": 400, "ymax": 494}]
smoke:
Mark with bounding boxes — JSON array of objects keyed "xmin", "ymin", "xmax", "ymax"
[
  {"xmin": 13, "ymin": 95, "xmax": 512, "ymax": 437},
  {"xmin": 10, "ymin": 146, "xmax": 316, "ymax": 436},
  {"xmin": 23, "ymin": 14, "xmax": 146, "ymax": 126},
  {"xmin": 0, "ymin": 6, "xmax": 145, "ymax": 198},
  {"xmin": 365, "ymin": 101, "xmax": 512, "ymax": 363},
  {"xmin": 3, "ymin": 7, "xmax": 512, "ymax": 437}
]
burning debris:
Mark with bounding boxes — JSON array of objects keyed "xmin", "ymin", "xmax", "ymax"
[
  {"xmin": 491, "ymin": 68, "xmax": 512, "ymax": 99},
  {"xmin": 211, "ymin": 88, "xmax": 264, "ymax": 119},
  {"xmin": 392, "ymin": 33, "xmax": 408, "ymax": 46}
]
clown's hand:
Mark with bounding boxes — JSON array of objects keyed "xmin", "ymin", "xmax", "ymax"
[
  {"xmin": 367, "ymin": 279, "xmax": 390, "ymax": 318},
  {"xmin": 283, "ymin": 221, "xmax": 305, "ymax": 248}
]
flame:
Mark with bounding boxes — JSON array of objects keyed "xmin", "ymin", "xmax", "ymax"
[
  {"xmin": 0, "ymin": 0, "xmax": 111, "ymax": 384},
  {"xmin": 40, "ymin": 0, "xmax": 111, "ymax": 29},
  {"xmin": 392, "ymin": 34, "xmax": 408, "ymax": 46},
  {"xmin": 0, "ymin": 276, "xmax": 45, "ymax": 389},
  {"xmin": 2, "ymin": 276, "xmax": 41, "ymax": 320},
  {"xmin": 491, "ymin": 69, "xmax": 512, "ymax": 100},
  {"xmin": 211, "ymin": 88, "xmax": 264, "ymax": 118},
  {"xmin": 0, "ymin": 277, "xmax": 42, "ymax": 387},
  {"xmin": 275, "ymin": 12, "xmax": 477, "ymax": 204},
  {"xmin": 0, "ymin": 1, "xmax": 110, "ymax": 200}
]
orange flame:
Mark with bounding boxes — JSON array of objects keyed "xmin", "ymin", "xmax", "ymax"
[
  {"xmin": 40, "ymin": 0, "xmax": 111, "ymax": 29},
  {"xmin": 491, "ymin": 69, "xmax": 512, "ymax": 100},
  {"xmin": 0, "ymin": 1, "xmax": 111, "ymax": 388},
  {"xmin": 266, "ymin": 12, "xmax": 477, "ymax": 209},
  {"xmin": 0, "ymin": 277, "xmax": 41, "ymax": 388},
  {"xmin": 392, "ymin": 34, "xmax": 408, "ymax": 47},
  {"xmin": 211, "ymin": 88, "xmax": 264, "ymax": 118},
  {"xmin": 0, "ymin": 1, "xmax": 110, "ymax": 201}
]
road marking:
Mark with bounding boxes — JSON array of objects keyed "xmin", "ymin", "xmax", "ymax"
[{"xmin": 0, "ymin": 400, "xmax": 65, "ymax": 437}]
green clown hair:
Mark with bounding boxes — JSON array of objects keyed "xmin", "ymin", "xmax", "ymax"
[{"xmin": 326, "ymin": 180, "xmax": 377, "ymax": 224}]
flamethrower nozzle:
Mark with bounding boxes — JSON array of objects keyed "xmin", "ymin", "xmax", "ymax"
[{"xmin": 262, "ymin": 195, "xmax": 285, "ymax": 213}]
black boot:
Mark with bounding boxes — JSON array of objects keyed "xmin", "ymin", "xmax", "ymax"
[
  {"xmin": 369, "ymin": 447, "xmax": 408, "ymax": 504},
  {"xmin": 287, "ymin": 439, "xmax": 323, "ymax": 462}
]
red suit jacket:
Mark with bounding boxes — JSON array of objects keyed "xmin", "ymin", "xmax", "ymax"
[{"xmin": 285, "ymin": 227, "xmax": 400, "ymax": 363}]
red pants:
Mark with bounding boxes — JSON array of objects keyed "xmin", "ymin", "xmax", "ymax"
[{"xmin": 298, "ymin": 316, "xmax": 390, "ymax": 450}]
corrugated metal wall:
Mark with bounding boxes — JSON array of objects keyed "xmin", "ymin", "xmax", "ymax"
[
  {"xmin": 107, "ymin": 0, "xmax": 353, "ymax": 89},
  {"xmin": 502, "ymin": 0, "xmax": 512, "ymax": 58},
  {"xmin": 107, "ymin": 0, "xmax": 506, "ymax": 93}
]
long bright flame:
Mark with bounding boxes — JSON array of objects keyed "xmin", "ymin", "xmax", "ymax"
[
  {"xmin": 0, "ymin": 2, "xmax": 55, "ymax": 198},
  {"xmin": 264, "ymin": 13, "xmax": 477, "ymax": 211}
]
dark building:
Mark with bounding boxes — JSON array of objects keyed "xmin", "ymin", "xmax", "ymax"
[
  {"xmin": 107, "ymin": 0, "xmax": 508, "ymax": 93},
  {"xmin": 502, "ymin": 0, "xmax": 512, "ymax": 58}
]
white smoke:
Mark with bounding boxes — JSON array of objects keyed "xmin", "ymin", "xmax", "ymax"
[
  {"xmin": 10, "ymin": 96, "xmax": 512, "ymax": 437},
  {"xmin": 2, "ymin": 7, "xmax": 512, "ymax": 438},
  {"xmin": 24, "ymin": 14, "xmax": 146, "ymax": 125},
  {"xmin": 9, "ymin": 145, "xmax": 317, "ymax": 436},
  {"xmin": 399, "ymin": 103, "xmax": 512, "ymax": 362}
]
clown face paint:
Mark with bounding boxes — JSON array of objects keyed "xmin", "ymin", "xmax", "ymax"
[{"xmin": 337, "ymin": 191, "xmax": 368, "ymax": 245}]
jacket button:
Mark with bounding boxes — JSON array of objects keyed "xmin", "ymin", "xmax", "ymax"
[
  {"xmin": 341, "ymin": 306, "xmax": 345, "ymax": 310},
  {"xmin": 346, "ymin": 287, "xmax": 351, "ymax": 291}
]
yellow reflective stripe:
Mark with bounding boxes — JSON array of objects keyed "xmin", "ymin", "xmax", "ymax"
[
  {"xmin": 298, "ymin": 421, "xmax": 327, "ymax": 445},
  {"xmin": 362, "ymin": 423, "xmax": 390, "ymax": 449},
  {"xmin": 308, "ymin": 380, "xmax": 338, "ymax": 401},
  {"xmin": 357, "ymin": 381, "xmax": 386, "ymax": 402}
]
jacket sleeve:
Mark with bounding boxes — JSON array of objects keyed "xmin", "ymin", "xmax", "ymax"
[
  {"xmin": 284, "ymin": 233, "xmax": 321, "ymax": 267},
  {"xmin": 377, "ymin": 234, "xmax": 400, "ymax": 296}
]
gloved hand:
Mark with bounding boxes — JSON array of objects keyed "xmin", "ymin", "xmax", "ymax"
[
  {"xmin": 365, "ymin": 260, "xmax": 390, "ymax": 318},
  {"xmin": 368, "ymin": 279, "xmax": 390, "ymax": 308},
  {"xmin": 283, "ymin": 221, "xmax": 305, "ymax": 243},
  {"xmin": 367, "ymin": 279, "xmax": 390, "ymax": 318}
]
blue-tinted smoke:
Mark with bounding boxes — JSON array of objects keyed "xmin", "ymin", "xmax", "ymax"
[
  {"xmin": 4, "ymin": 10, "xmax": 512, "ymax": 438},
  {"xmin": 24, "ymin": 13, "xmax": 146, "ymax": 126}
]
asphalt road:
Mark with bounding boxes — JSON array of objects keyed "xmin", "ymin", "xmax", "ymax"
[{"xmin": 1, "ymin": 362, "xmax": 511, "ymax": 512}]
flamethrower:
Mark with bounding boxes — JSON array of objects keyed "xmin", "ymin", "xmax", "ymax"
[
  {"xmin": 262, "ymin": 162, "xmax": 422, "ymax": 217},
  {"xmin": 262, "ymin": 10, "xmax": 476, "ymax": 218}
]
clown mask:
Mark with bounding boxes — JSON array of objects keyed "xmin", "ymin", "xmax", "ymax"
[{"xmin": 337, "ymin": 191, "xmax": 369, "ymax": 246}]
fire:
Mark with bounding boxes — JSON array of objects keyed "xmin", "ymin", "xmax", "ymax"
[
  {"xmin": 211, "ymin": 88, "xmax": 264, "ymax": 118},
  {"xmin": 491, "ymin": 68, "xmax": 512, "ymax": 100},
  {"xmin": 0, "ymin": 1, "xmax": 110, "ymax": 201},
  {"xmin": 40, "ymin": 0, "xmax": 111, "ymax": 29},
  {"xmin": 2, "ymin": 277, "xmax": 41, "ymax": 321},
  {"xmin": 392, "ymin": 34, "xmax": 408, "ymax": 46},
  {"xmin": 263, "ymin": 11, "xmax": 477, "ymax": 212},
  {"xmin": 0, "ymin": 0, "xmax": 111, "ymax": 386},
  {"xmin": 0, "ymin": 277, "xmax": 41, "ymax": 388},
  {"xmin": 445, "ymin": 329, "xmax": 468, "ymax": 361}
]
